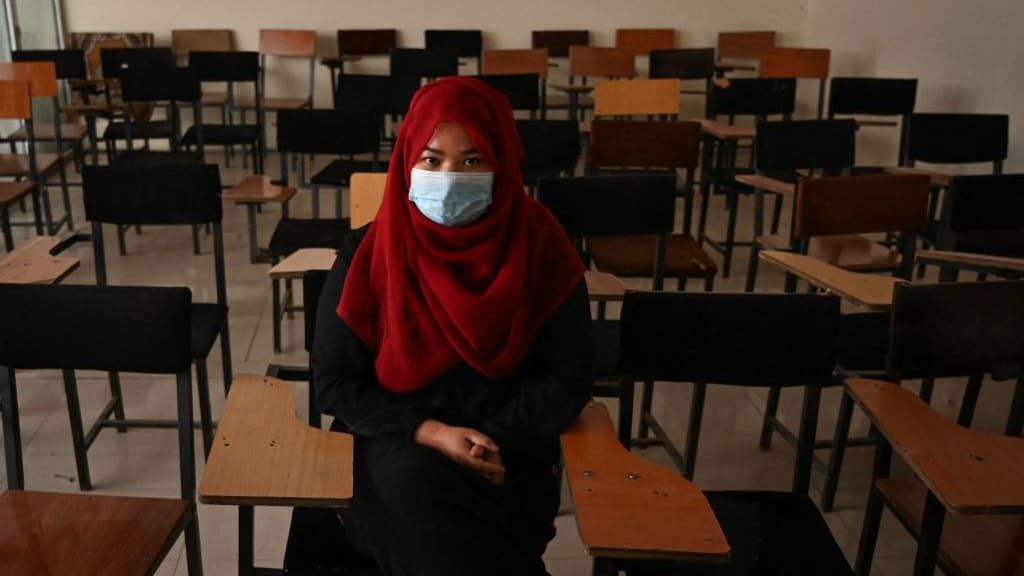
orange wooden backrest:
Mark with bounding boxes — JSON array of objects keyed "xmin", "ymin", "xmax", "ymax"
[
  {"xmin": 569, "ymin": 46, "xmax": 636, "ymax": 79},
  {"xmin": 171, "ymin": 29, "xmax": 234, "ymax": 58},
  {"xmin": 350, "ymin": 173, "xmax": 387, "ymax": 229},
  {"xmin": 795, "ymin": 174, "xmax": 931, "ymax": 237},
  {"xmin": 594, "ymin": 78, "xmax": 680, "ymax": 116},
  {"xmin": 0, "ymin": 80, "xmax": 33, "ymax": 119},
  {"xmin": 259, "ymin": 29, "xmax": 316, "ymax": 57},
  {"xmin": 759, "ymin": 47, "xmax": 830, "ymax": 80},
  {"xmin": 0, "ymin": 62, "xmax": 57, "ymax": 98},
  {"xmin": 481, "ymin": 49, "xmax": 549, "ymax": 78},
  {"xmin": 614, "ymin": 28, "xmax": 675, "ymax": 56},
  {"xmin": 717, "ymin": 31, "xmax": 777, "ymax": 60},
  {"xmin": 590, "ymin": 119, "xmax": 701, "ymax": 170}
]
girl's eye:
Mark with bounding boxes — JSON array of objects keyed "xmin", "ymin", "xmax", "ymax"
[
  {"xmin": 421, "ymin": 156, "xmax": 440, "ymax": 166},
  {"xmin": 464, "ymin": 157, "xmax": 482, "ymax": 167}
]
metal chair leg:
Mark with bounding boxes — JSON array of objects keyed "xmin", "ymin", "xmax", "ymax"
[
  {"xmin": 194, "ymin": 360, "xmax": 214, "ymax": 459},
  {"xmin": 62, "ymin": 369, "xmax": 93, "ymax": 491},
  {"xmin": 1, "ymin": 367, "xmax": 25, "ymax": 489},
  {"xmin": 109, "ymin": 372, "xmax": 127, "ymax": 433},
  {"xmin": 854, "ymin": 428, "xmax": 891, "ymax": 576},
  {"xmin": 821, "ymin": 389, "xmax": 855, "ymax": 512},
  {"xmin": 759, "ymin": 386, "xmax": 781, "ymax": 450}
]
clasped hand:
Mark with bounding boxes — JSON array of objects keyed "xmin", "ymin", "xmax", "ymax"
[{"xmin": 413, "ymin": 419, "xmax": 506, "ymax": 485}]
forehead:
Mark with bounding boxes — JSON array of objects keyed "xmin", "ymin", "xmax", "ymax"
[{"xmin": 423, "ymin": 122, "xmax": 479, "ymax": 152}]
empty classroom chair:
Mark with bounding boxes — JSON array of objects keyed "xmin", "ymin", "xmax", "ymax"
[
  {"xmin": 0, "ymin": 80, "xmax": 46, "ymax": 251},
  {"xmin": 759, "ymin": 47, "xmax": 831, "ymax": 118},
  {"xmin": 425, "ymin": 29, "xmax": 483, "ymax": 73},
  {"xmin": 614, "ymin": 27, "xmax": 675, "ymax": 56},
  {"xmin": 828, "ymin": 77, "xmax": 918, "ymax": 169}
]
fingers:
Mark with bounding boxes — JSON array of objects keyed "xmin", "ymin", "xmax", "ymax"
[
  {"xmin": 469, "ymin": 444, "xmax": 485, "ymax": 459},
  {"xmin": 458, "ymin": 454, "xmax": 506, "ymax": 477},
  {"xmin": 461, "ymin": 428, "xmax": 499, "ymax": 452}
]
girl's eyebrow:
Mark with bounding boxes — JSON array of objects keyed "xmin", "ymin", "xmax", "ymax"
[
  {"xmin": 422, "ymin": 147, "xmax": 443, "ymax": 154},
  {"xmin": 462, "ymin": 147, "xmax": 480, "ymax": 155}
]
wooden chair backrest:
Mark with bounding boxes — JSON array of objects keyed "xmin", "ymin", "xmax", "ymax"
[
  {"xmin": 481, "ymin": 49, "xmax": 548, "ymax": 78},
  {"xmin": 260, "ymin": 29, "xmax": 316, "ymax": 58},
  {"xmin": 531, "ymin": 30, "xmax": 589, "ymax": 58},
  {"xmin": 0, "ymin": 80, "xmax": 32, "ymax": 119},
  {"xmin": 336, "ymin": 29, "xmax": 397, "ymax": 56},
  {"xmin": 569, "ymin": 46, "xmax": 636, "ymax": 79},
  {"xmin": 795, "ymin": 174, "xmax": 931, "ymax": 237},
  {"xmin": 759, "ymin": 47, "xmax": 830, "ymax": 80},
  {"xmin": 717, "ymin": 30, "xmax": 776, "ymax": 60},
  {"xmin": 350, "ymin": 172, "xmax": 387, "ymax": 229},
  {"xmin": 614, "ymin": 28, "xmax": 675, "ymax": 56},
  {"xmin": 171, "ymin": 29, "xmax": 233, "ymax": 58},
  {"xmin": 590, "ymin": 119, "xmax": 700, "ymax": 170},
  {"xmin": 561, "ymin": 402, "xmax": 730, "ymax": 560},
  {"xmin": 594, "ymin": 78, "xmax": 680, "ymax": 116},
  {"xmin": 0, "ymin": 62, "xmax": 57, "ymax": 98}
]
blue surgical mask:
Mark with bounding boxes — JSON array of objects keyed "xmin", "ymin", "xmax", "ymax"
[{"xmin": 409, "ymin": 168, "xmax": 494, "ymax": 227}]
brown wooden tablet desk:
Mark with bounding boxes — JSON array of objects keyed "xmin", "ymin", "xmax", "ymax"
[
  {"xmin": 0, "ymin": 236, "xmax": 79, "ymax": 284},
  {"xmin": 224, "ymin": 175, "xmax": 297, "ymax": 264},
  {"xmin": 563, "ymin": 401, "xmax": 730, "ymax": 566},
  {"xmin": 199, "ymin": 374, "xmax": 354, "ymax": 576},
  {"xmin": 0, "ymin": 489, "xmax": 192, "ymax": 575},
  {"xmin": 917, "ymin": 250, "xmax": 1024, "ymax": 280},
  {"xmin": 845, "ymin": 378, "xmax": 1024, "ymax": 576},
  {"xmin": 759, "ymin": 250, "xmax": 903, "ymax": 311},
  {"xmin": 886, "ymin": 165, "xmax": 952, "ymax": 188}
]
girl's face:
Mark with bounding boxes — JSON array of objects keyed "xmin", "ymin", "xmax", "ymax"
[{"xmin": 414, "ymin": 122, "xmax": 493, "ymax": 174}]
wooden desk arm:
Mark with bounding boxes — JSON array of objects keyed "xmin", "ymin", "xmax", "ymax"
[
  {"xmin": 199, "ymin": 375, "xmax": 353, "ymax": 507},
  {"xmin": 561, "ymin": 402, "xmax": 730, "ymax": 562},
  {"xmin": 846, "ymin": 378, "xmax": 1024, "ymax": 514},
  {"xmin": 916, "ymin": 250, "xmax": 1024, "ymax": 278},
  {"xmin": 734, "ymin": 173, "xmax": 795, "ymax": 195}
]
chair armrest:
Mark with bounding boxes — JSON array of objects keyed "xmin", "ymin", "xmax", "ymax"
[
  {"xmin": 846, "ymin": 378, "xmax": 1024, "ymax": 514},
  {"xmin": 917, "ymin": 250, "xmax": 1024, "ymax": 279},
  {"xmin": 561, "ymin": 402, "xmax": 729, "ymax": 562},
  {"xmin": 758, "ymin": 250, "xmax": 902, "ymax": 311}
]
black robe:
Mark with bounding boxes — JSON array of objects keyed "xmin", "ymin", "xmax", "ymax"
[{"xmin": 311, "ymin": 227, "xmax": 594, "ymax": 576}]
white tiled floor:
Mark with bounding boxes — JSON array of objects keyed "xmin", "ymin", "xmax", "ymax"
[{"xmin": 3, "ymin": 145, "xmax": 1009, "ymax": 575}]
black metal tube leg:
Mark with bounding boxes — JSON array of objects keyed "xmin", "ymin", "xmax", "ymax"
[
  {"xmin": 682, "ymin": 382, "xmax": 706, "ymax": 480},
  {"xmin": 759, "ymin": 386, "xmax": 781, "ymax": 450},
  {"xmin": 220, "ymin": 324, "xmax": 234, "ymax": 396},
  {"xmin": 109, "ymin": 372, "xmax": 127, "ymax": 432},
  {"xmin": 195, "ymin": 361, "xmax": 214, "ymax": 459},
  {"xmin": 919, "ymin": 377, "xmax": 934, "ymax": 404},
  {"xmin": 239, "ymin": 505, "xmax": 254, "ymax": 576},
  {"xmin": 1, "ymin": 367, "xmax": 25, "ymax": 489},
  {"xmin": 723, "ymin": 191, "xmax": 739, "ymax": 278},
  {"xmin": 1, "ymin": 208, "xmax": 12, "ymax": 251},
  {"xmin": 956, "ymin": 373, "xmax": 983, "ymax": 427},
  {"xmin": 854, "ymin": 428, "xmax": 891, "ymax": 576},
  {"xmin": 618, "ymin": 380, "xmax": 636, "ymax": 449},
  {"xmin": 62, "ymin": 369, "xmax": 93, "ymax": 491},
  {"xmin": 1006, "ymin": 377, "xmax": 1024, "ymax": 437},
  {"xmin": 177, "ymin": 370, "xmax": 204, "ymax": 576},
  {"xmin": 821, "ymin": 389, "xmax": 855, "ymax": 512},
  {"xmin": 636, "ymin": 380, "xmax": 654, "ymax": 439},
  {"xmin": 273, "ymin": 277, "xmax": 282, "ymax": 353},
  {"xmin": 192, "ymin": 224, "xmax": 201, "ymax": 255},
  {"xmin": 912, "ymin": 492, "xmax": 946, "ymax": 576}
]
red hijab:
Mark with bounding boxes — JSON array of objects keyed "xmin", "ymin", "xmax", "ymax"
[{"xmin": 337, "ymin": 77, "xmax": 585, "ymax": 394}]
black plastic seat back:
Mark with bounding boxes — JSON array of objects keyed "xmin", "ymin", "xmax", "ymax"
[
  {"xmin": 475, "ymin": 74, "xmax": 539, "ymax": 111},
  {"xmin": 888, "ymin": 281, "xmax": 1024, "ymax": 381},
  {"xmin": 389, "ymin": 48, "xmax": 458, "ymax": 78},
  {"xmin": 83, "ymin": 163, "xmax": 222, "ymax": 225},
  {"xmin": 516, "ymin": 119, "xmax": 580, "ymax": 177},
  {"xmin": 335, "ymin": 74, "xmax": 419, "ymax": 115},
  {"xmin": 188, "ymin": 50, "xmax": 259, "ymax": 82},
  {"xmin": 12, "ymin": 49, "xmax": 87, "ymax": 80},
  {"xmin": 828, "ymin": 78, "xmax": 917, "ymax": 117},
  {"xmin": 424, "ymin": 30, "xmax": 482, "ymax": 59},
  {"xmin": 619, "ymin": 291, "xmax": 839, "ymax": 386},
  {"xmin": 303, "ymin": 269, "xmax": 330, "ymax": 352},
  {"xmin": 756, "ymin": 119, "xmax": 857, "ymax": 172},
  {"xmin": 710, "ymin": 78, "xmax": 796, "ymax": 117},
  {"xmin": 907, "ymin": 113, "xmax": 1009, "ymax": 165},
  {"xmin": 649, "ymin": 48, "xmax": 716, "ymax": 80},
  {"xmin": 532, "ymin": 30, "xmax": 590, "ymax": 58},
  {"xmin": 277, "ymin": 109, "xmax": 382, "ymax": 156},
  {"xmin": 947, "ymin": 174, "xmax": 1024, "ymax": 234},
  {"xmin": 118, "ymin": 67, "xmax": 201, "ymax": 103},
  {"xmin": 99, "ymin": 47, "xmax": 175, "ymax": 80},
  {"xmin": 537, "ymin": 174, "xmax": 675, "ymax": 237},
  {"xmin": 0, "ymin": 284, "xmax": 191, "ymax": 374}
]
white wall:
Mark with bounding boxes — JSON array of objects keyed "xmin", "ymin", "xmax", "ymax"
[
  {"xmin": 801, "ymin": 0, "xmax": 1024, "ymax": 171},
  {"xmin": 61, "ymin": 0, "xmax": 808, "ymax": 112}
]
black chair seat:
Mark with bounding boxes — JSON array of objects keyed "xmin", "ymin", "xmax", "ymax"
[
  {"xmin": 191, "ymin": 303, "xmax": 227, "ymax": 358},
  {"xmin": 102, "ymin": 120, "xmax": 173, "ymax": 140},
  {"xmin": 269, "ymin": 218, "xmax": 351, "ymax": 259},
  {"xmin": 112, "ymin": 150, "xmax": 204, "ymax": 166},
  {"xmin": 691, "ymin": 491, "xmax": 853, "ymax": 576},
  {"xmin": 310, "ymin": 159, "xmax": 387, "ymax": 187},
  {"xmin": 181, "ymin": 124, "xmax": 259, "ymax": 145},
  {"xmin": 955, "ymin": 230, "xmax": 1024, "ymax": 258},
  {"xmin": 848, "ymin": 165, "xmax": 889, "ymax": 176}
]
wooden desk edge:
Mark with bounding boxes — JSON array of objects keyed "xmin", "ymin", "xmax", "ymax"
[
  {"xmin": 198, "ymin": 494, "xmax": 352, "ymax": 508},
  {"xmin": 758, "ymin": 250, "xmax": 898, "ymax": 311}
]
